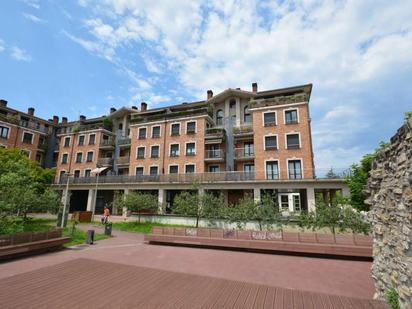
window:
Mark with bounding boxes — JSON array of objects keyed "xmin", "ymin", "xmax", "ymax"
[
  {"xmin": 285, "ymin": 109, "xmax": 298, "ymax": 124},
  {"xmin": 265, "ymin": 136, "xmax": 277, "ymax": 150},
  {"xmin": 135, "ymin": 167, "xmax": 144, "ymax": 176},
  {"xmin": 207, "ymin": 145, "xmax": 221, "ymax": 158},
  {"xmin": 138, "ymin": 127, "xmax": 147, "ymax": 139},
  {"xmin": 286, "ymin": 134, "xmax": 300, "ymax": 149},
  {"xmin": 151, "ymin": 145, "xmax": 159, "ymax": 158},
  {"xmin": 85, "ymin": 169, "xmax": 91, "ymax": 177},
  {"xmin": 0, "ymin": 126, "xmax": 9, "ymax": 139},
  {"xmin": 39, "ymin": 136, "xmax": 45, "ymax": 146},
  {"xmin": 89, "ymin": 134, "xmax": 96, "ymax": 145},
  {"xmin": 186, "ymin": 143, "xmax": 196, "ymax": 156},
  {"xmin": 244, "ymin": 105, "xmax": 251, "ymax": 123},
  {"xmin": 171, "ymin": 123, "xmax": 180, "ymax": 136},
  {"xmin": 137, "ymin": 147, "xmax": 145, "ymax": 159},
  {"xmin": 280, "ymin": 195, "xmax": 289, "ymax": 210},
  {"xmin": 216, "ymin": 110, "xmax": 224, "ymax": 126},
  {"xmin": 288, "ymin": 160, "xmax": 302, "ymax": 179},
  {"xmin": 185, "ymin": 164, "xmax": 195, "ymax": 173},
  {"xmin": 61, "ymin": 153, "xmax": 68, "ymax": 164},
  {"xmin": 74, "ymin": 170, "xmax": 80, "ymax": 178},
  {"xmin": 35, "ymin": 153, "xmax": 42, "ymax": 163},
  {"xmin": 75, "ymin": 152, "xmax": 82, "ymax": 163},
  {"xmin": 244, "ymin": 164, "xmax": 254, "ymax": 173},
  {"xmin": 59, "ymin": 170, "xmax": 66, "ymax": 181},
  {"xmin": 244, "ymin": 142, "xmax": 254, "ymax": 156},
  {"xmin": 78, "ymin": 135, "xmax": 85, "ymax": 146},
  {"xmin": 186, "ymin": 121, "xmax": 196, "ymax": 134},
  {"xmin": 263, "ymin": 112, "xmax": 276, "ymax": 126},
  {"xmin": 22, "ymin": 132, "xmax": 33, "ymax": 144},
  {"xmin": 169, "ymin": 165, "xmax": 179, "ymax": 174},
  {"xmin": 20, "ymin": 117, "xmax": 29, "ymax": 127},
  {"xmin": 152, "ymin": 126, "xmax": 160, "ymax": 138},
  {"xmin": 170, "ymin": 144, "xmax": 179, "ymax": 157},
  {"xmin": 209, "ymin": 165, "xmax": 220, "ymax": 173},
  {"xmin": 149, "ymin": 166, "xmax": 158, "ymax": 175},
  {"xmin": 266, "ymin": 161, "xmax": 279, "ymax": 180},
  {"xmin": 64, "ymin": 137, "xmax": 70, "ymax": 147},
  {"xmin": 86, "ymin": 151, "xmax": 93, "ymax": 162}
]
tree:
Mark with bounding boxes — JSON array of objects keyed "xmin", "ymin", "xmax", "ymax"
[
  {"xmin": 325, "ymin": 168, "xmax": 340, "ymax": 179},
  {"xmin": 201, "ymin": 192, "xmax": 225, "ymax": 226},
  {"xmin": 0, "ymin": 148, "xmax": 60, "ymax": 224},
  {"xmin": 224, "ymin": 195, "xmax": 256, "ymax": 230},
  {"xmin": 117, "ymin": 192, "xmax": 158, "ymax": 223},
  {"xmin": 173, "ymin": 191, "xmax": 201, "ymax": 227},
  {"xmin": 255, "ymin": 193, "xmax": 283, "ymax": 231}
]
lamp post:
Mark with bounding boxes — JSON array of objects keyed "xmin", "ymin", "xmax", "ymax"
[
  {"xmin": 61, "ymin": 173, "xmax": 73, "ymax": 228},
  {"xmin": 91, "ymin": 164, "xmax": 103, "ymax": 222}
]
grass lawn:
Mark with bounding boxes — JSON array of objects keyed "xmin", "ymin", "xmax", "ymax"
[{"xmin": 111, "ymin": 221, "xmax": 192, "ymax": 234}]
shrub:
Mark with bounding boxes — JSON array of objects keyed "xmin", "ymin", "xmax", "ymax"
[{"xmin": 386, "ymin": 288, "xmax": 400, "ymax": 309}]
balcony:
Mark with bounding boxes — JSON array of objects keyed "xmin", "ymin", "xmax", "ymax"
[
  {"xmin": 0, "ymin": 114, "xmax": 50, "ymax": 134},
  {"xmin": 58, "ymin": 171, "xmax": 256, "ymax": 185},
  {"xmin": 205, "ymin": 128, "xmax": 225, "ymax": 141},
  {"xmin": 97, "ymin": 157, "xmax": 113, "ymax": 167},
  {"xmin": 234, "ymin": 148, "xmax": 255, "ymax": 161},
  {"xmin": 233, "ymin": 124, "xmax": 253, "ymax": 140},
  {"xmin": 118, "ymin": 137, "xmax": 131, "ymax": 147},
  {"xmin": 99, "ymin": 138, "xmax": 115, "ymax": 149},
  {"xmin": 116, "ymin": 156, "xmax": 130, "ymax": 166},
  {"xmin": 205, "ymin": 149, "xmax": 225, "ymax": 162}
]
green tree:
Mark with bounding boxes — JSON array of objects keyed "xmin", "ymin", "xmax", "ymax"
[
  {"xmin": 255, "ymin": 193, "xmax": 283, "ymax": 231},
  {"xmin": 325, "ymin": 168, "xmax": 340, "ymax": 179},
  {"xmin": 224, "ymin": 195, "xmax": 256, "ymax": 230},
  {"xmin": 173, "ymin": 191, "xmax": 201, "ymax": 227},
  {"xmin": 117, "ymin": 192, "xmax": 159, "ymax": 223},
  {"xmin": 0, "ymin": 148, "xmax": 60, "ymax": 224},
  {"xmin": 201, "ymin": 192, "xmax": 225, "ymax": 226}
]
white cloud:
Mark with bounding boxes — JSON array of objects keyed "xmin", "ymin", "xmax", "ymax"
[
  {"xmin": 10, "ymin": 47, "xmax": 31, "ymax": 62},
  {"xmin": 0, "ymin": 39, "xmax": 5, "ymax": 53},
  {"xmin": 22, "ymin": 12, "xmax": 46, "ymax": 23},
  {"xmin": 20, "ymin": 0, "xmax": 40, "ymax": 9}
]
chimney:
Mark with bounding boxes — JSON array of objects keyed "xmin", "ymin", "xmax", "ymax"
[
  {"xmin": 79, "ymin": 115, "xmax": 86, "ymax": 123},
  {"xmin": 110, "ymin": 107, "xmax": 116, "ymax": 113},
  {"xmin": 252, "ymin": 82, "xmax": 258, "ymax": 93},
  {"xmin": 53, "ymin": 116, "xmax": 59, "ymax": 125},
  {"xmin": 28, "ymin": 107, "xmax": 35, "ymax": 116},
  {"xmin": 131, "ymin": 105, "xmax": 138, "ymax": 110},
  {"xmin": 141, "ymin": 102, "xmax": 147, "ymax": 111},
  {"xmin": 0, "ymin": 99, "xmax": 7, "ymax": 107},
  {"xmin": 207, "ymin": 90, "xmax": 213, "ymax": 100},
  {"xmin": 236, "ymin": 87, "xmax": 240, "ymax": 90},
  {"xmin": 62, "ymin": 117, "xmax": 68, "ymax": 124}
]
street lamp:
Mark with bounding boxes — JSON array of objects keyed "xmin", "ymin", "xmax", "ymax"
[
  {"xmin": 61, "ymin": 173, "xmax": 73, "ymax": 228},
  {"xmin": 91, "ymin": 164, "xmax": 103, "ymax": 222}
]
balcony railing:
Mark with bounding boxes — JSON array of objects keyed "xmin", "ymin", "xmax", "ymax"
[
  {"xmin": 100, "ymin": 139, "xmax": 115, "ymax": 147},
  {"xmin": 58, "ymin": 171, "xmax": 256, "ymax": 185},
  {"xmin": 118, "ymin": 137, "xmax": 131, "ymax": 146},
  {"xmin": 205, "ymin": 149, "xmax": 225, "ymax": 159},
  {"xmin": 116, "ymin": 156, "xmax": 130, "ymax": 165},
  {"xmin": 97, "ymin": 157, "xmax": 113, "ymax": 166},
  {"xmin": 205, "ymin": 127, "xmax": 225, "ymax": 138},
  {"xmin": 233, "ymin": 124, "xmax": 253, "ymax": 135},
  {"xmin": 234, "ymin": 148, "xmax": 255, "ymax": 159}
]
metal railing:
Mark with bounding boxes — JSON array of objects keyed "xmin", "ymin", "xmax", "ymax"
[
  {"xmin": 58, "ymin": 171, "xmax": 256, "ymax": 185},
  {"xmin": 118, "ymin": 137, "xmax": 131, "ymax": 146},
  {"xmin": 205, "ymin": 128, "xmax": 225, "ymax": 137},
  {"xmin": 205, "ymin": 149, "xmax": 224, "ymax": 159},
  {"xmin": 100, "ymin": 139, "xmax": 115, "ymax": 147},
  {"xmin": 233, "ymin": 124, "xmax": 253, "ymax": 135},
  {"xmin": 97, "ymin": 158, "xmax": 113, "ymax": 166},
  {"xmin": 0, "ymin": 114, "xmax": 50, "ymax": 134},
  {"xmin": 116, "ymin": 156, "xmax": 130, "ymax": 165},
  {"xmin": 234, "ymin": 148, "xmax": 254, "ymax": 159}
]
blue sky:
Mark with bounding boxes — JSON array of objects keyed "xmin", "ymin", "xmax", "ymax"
[{"xmin": 0, "ymin": 0, "xmax": 411, "ymax": 170}]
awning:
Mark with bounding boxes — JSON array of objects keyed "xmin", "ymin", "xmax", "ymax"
[
  {"xmin": 91, "ymin": 167, "xmax": 108, "ymax": 174},
  {"xmin": 205, "ymin": 139, "xmax": 223, "ymax": 145}
]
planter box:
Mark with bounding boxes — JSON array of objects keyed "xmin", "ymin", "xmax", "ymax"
[{"xmin": 71, "ymin": 211, "xmax": 92, "ymax": 222}]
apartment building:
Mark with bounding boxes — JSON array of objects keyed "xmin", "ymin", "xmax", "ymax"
[{"xmin": 1, "ymin": 83, "xmax": 348, "ymax": 215}]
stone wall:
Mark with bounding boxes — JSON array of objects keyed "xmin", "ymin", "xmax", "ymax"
[{"xmin": 365, "ymin": 118, "xmax": 412, "ymax": 308}]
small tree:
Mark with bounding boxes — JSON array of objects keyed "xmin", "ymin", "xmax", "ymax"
[
  {"xmin": 325, "ymin": 168, "xmax": 340, "ymax": 179},
  {"xmin": 226, "ymin": 195, "xmax": 256, "ymax": 230},
  {"xmin": 173, "ymin": 191, "xmax": 201, "ymax": 227},
  {"xmin": 201, "ymin": 192, "xmax": 225, "ymax": 226},
  {"xmin": 118, "ymin": 192, "xmax": 159, "ymax": 223},
  {"xmin": 255, "ymin": 193, "xmax": 283, "ymax": 231}
]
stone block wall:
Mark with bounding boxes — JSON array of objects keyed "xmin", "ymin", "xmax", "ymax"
[{"xmin": 365, "ymin": 118, "xmax": 412, "ymax": 308}]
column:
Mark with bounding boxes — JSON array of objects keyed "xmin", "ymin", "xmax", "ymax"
[
  {"xmin": 253, "ymin": 188, "xmax": 261, "ymax": 203},
  {"xmin": 86, "ymin": 189, "xmax": 94, "ymax": 211},
  {"xmin": 235, "ymin": 98, "xmax": 241, "ymax": 126},
  {"xmin": 224, "ymin": 99, "xmax": 230, "ymax": 125},
  {"xmin": 158, "ymin": 189, "xmax": 166, "ymax": 214},
  {"xmin": 122, "ymin": 189, "xmax": 129, "ymax": 218},
  {"xmin": 306, "ymin": 187, "xmax": 316, "ymax": 213}
]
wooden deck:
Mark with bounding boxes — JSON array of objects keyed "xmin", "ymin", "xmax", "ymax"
[{"xmin": 0, "ymin": 258, "xmax": 388, "ymax": 308}]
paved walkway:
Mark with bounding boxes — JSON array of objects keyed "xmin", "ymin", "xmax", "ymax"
[
  {"xmin": 0, "ymin": 258, "xmax": 388, "ymax": 309},
  {"xmin": 0, "ymin": 225, "xmax": 376, "ymax": 300}
]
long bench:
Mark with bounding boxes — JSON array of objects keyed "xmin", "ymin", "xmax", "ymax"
[
  {"xmin": 0, "ymin": 228, "xmax": 70, "ymax": 260},
  {"xmin": 145, "ymin": 227, "xmax": 373, "ymax": 258}
]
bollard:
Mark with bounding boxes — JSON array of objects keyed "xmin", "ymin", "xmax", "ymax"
[
  {"xmin": 104, "ymin": 223, "xmax": 112, "ymax": 236},
  {"xmin": 86, "ymin": 230, "xmax": 95, "ymax": 244}
]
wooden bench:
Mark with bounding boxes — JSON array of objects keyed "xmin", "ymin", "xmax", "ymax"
[
  {"xmin": 145, "ymin": 227, "xmax": 373, "ymax": 259},
  {"xmin": 0, "ymin": 229, "xmax": 70, "ymax": 260}
]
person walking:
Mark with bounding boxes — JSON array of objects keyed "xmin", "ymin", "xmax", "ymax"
[{"xmin": 101, "ymin": 206, "xmax": 110, "ymax": 225}]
